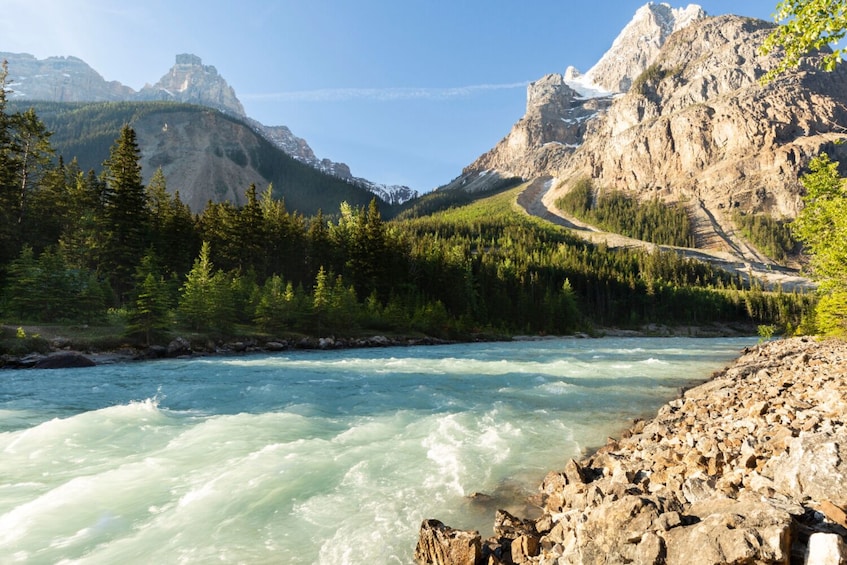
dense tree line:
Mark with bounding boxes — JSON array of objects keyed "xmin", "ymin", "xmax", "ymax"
[
  {"xmin": 732, "ymin": 211, "xmax": 798, "ymax": 263},
  {"xmin": 556, "ymin": 177, "xmax": 695, "ymax": 247},
  {"xmin": 397, "ymin": 189, "xmax": 812, "ymax": 332},
  {"xmin": 0, "ymin": 70, "xmax": 812, "ymax": 345}
]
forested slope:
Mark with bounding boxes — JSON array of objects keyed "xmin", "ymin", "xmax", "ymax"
[{"xmin": 7, "ymin": 99, "xmax": 389, "ymax": 215}]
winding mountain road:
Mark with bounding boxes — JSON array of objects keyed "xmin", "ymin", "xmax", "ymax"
[{"xmin": 516, "ymin": 178, "xmax": 815, "ymax": 292}]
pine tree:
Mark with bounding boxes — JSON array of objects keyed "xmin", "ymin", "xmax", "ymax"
[
  {"xmin": 163, "ymin": 190, "xmax": 198, "ymax": 280},
  {"xmin": 312, "ymin": 265, "xmax": 331, "ymax": 335},
  {"xmin": 179, "ymin": 241, "xmax": 216, "ymax": 331},
  {"xmin": 178, "ymin": 241, "xmax": 235, "ymax": 333},
  {"xmin": 254, "ymin": 274, "xmax": 287, "ymax": 332},
  {"xmin": 59, "ymin": 168, "xmax": 105, "ymax": 272},
  {"xmin": 0, "ymin": 60, "xmax": 17, "ymax": 267},
  {"xmin": 145, "ymin": 170, "xmax": 198, "ymax": 280},
  {"xmin": 9, "ymin": 108, "xmax": 54, "ymax": 227},
  {"xmin": 307, "ymin": 210, "xmax": 333, "ymax": 278},
  {"xmin": 101, "ymin": 125, "xmax": 149, "ymax": 304},
  {"xmin": 238, "ymin": 183, "xmax": 266, "ymax": 276},
  {"xmin": 128, "ymin": 250, "xmax": 172, "ymax": 345},
  {"xmin": 349, "ymin": 198, "xmax": 389, "ymax": 298}
]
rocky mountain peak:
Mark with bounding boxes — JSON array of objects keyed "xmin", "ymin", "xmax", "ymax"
[
  {"xmin": 1, "ymin": 51, "xmax": 417, "ymax": 204},
  {"xmin": 551, "ymin": 14, "xmax": 847, "ymax": 253},
  {"xmin": 0, "ymin": 52, "xmax": 135, "ymax": 102},
  {"xmin": 137, "ymin": 53, "xmax": 246, "ymax": 117},
  {"xmin": 526, "ymin": 74, "xmax": 579, "ymax": 114},
  {"xmin": 581, "ymin": 2, "xmax": 706, "ymax": 93},
  {"xmin": 449, "ymin": 2, "xmax": 706, "ymax": 193},
  {"xmin": 452, "ymin": 5, "xmax": 847, "ymax": 260}
]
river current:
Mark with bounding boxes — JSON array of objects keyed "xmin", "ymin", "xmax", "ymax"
[{"xmin": 0, "ymin": 337, "xmax": 754, "ymax": 564}]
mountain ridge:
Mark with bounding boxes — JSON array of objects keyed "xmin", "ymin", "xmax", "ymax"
[
  {"xmin": 1, "ymin": 51, "xmax": 417, "ymax": 205},
  {"xmin": 446, "ymin": 4, "xmax": 847, "ymax": 263},
  {"xmin": 10, "ymin": 99, "xmax": 389, "ymax": 215}
]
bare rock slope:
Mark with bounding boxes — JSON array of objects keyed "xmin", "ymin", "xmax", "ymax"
[
  {"xmin": 553, "ymin": 16, "xmax": 847, "ymax": 246},
  {"xmin": 455, "ymin": 10, "xmax": 847, "ymax": 257},
  {"xmin": 455, "ymin": 2, "xmax": 706, "ymax": 191},
  {"xmin": 416, "ymin": 337, "xmax": 847, "ymax": 564}
]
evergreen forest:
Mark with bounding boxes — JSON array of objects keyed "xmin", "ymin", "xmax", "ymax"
[
  {"xmin": 555, "ymin": 177, "xmax": 695, "ymax": 248},
  {"xmin": 0, "ymin": 66, "xmax": 816, "ymax": 352}
]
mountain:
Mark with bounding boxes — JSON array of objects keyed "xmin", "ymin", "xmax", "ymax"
[
  {"xmin": 15, "ymin": 100, "xmax": 389, "ymax": 216},
  {"xmin": 135, "ymin": 53, "xmax": 246, "ymax": 117},
  {"xmin": 576, "ymin": 2, "xmax": 706, "ymax": 93},
  {"xmin": 448, "ymin": 3, "xmax": 847, "ymax": 258},
  {"xmin": 1, "ymin": 52, "xmax": 417, "ymax": 205},
  {"xmin": 446, "ymin": 2, "xmax": 706, "ymax": 193},
  {"xmin": 0, "ymin": 52, "xmax": 134, "ymax": 102}
]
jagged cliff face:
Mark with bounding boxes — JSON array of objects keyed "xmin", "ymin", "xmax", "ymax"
[
  {"xmin": 458, "ymin": 6, "xmax": 847, "ymax": 252},
  {"xmin": 459, "ymin": 2, "xmax": 704, "ymax": 190},
  {"xmin": 137, "ymin": 53, "xmax": 246, "ymax": 116},
  {"xmin": 553, "ymin": 16, "xmax": 847, "ymax": 226},
  {"xmin": 463, "ymin": 74, "xmax": 613, "ymax": 189},
  {"xmin": 1, "ymin": 52, "xmax": 135, "ymax": 102},
  {"xmin": 581, "ymin": 3, "xmax": 705, "ymax": 93}
]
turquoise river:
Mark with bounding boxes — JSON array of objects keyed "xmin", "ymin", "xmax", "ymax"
[{"xmin": 0, "ymin": 336, "xmax": 755, "ymax": 564}]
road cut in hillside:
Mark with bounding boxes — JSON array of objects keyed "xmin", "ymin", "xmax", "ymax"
[{"xmin": 516, "ymin": 178, "xmax": 815, "ymax": 293}]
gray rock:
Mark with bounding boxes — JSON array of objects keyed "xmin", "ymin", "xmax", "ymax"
[
  {"xmin": 166, "ymin": 337, "xmax": 192, "ymax": 357},
  {"xmin": 414, "ymin": 519, "xmax": 481, "ymax": 565},
  {"xmin": 767, "ymin": 435, "xmax": 847, "ymax": 508},
  {"xmin": 136, "ymin": 54, "xmax": 245, "ymax": 117},
  {"xmin": 493, "ymin": 509, "xmax": 537, "ymax": 540},
  {"xmin": 32, "ymin": 351, "xmax": 96, "ymax": 369}
]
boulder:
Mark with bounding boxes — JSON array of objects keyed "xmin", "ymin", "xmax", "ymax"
[
  {"xmin": 32, "ymin": 351, "xmax": 96, "ymax": 369},
  {"xmin": 167, "ymin": 337, "xmax": 191, "ymax": 357},
  {"xmin": 414, "ymin": 519, "xmax": 481, "ymax": 565},
  {"xmin": 766, "ymin": 435, "xmax": 847, "ymax": 508},
  {"xmin": 805, "ymin": 533, "xmax": 847, "ymax": 565},
  {"xmin": 510, "ymin": 534, "xmax": 539, "ymax": 563},
  {"xmin": 493, "ymin": 509, "xmax": 537, "ymax": 541},
  {"xmin": 663, "ymin": 499, "xmax": 793, "ymax": 565},
  {"xmin": 576, "ymin": 495, "xmax": 667, "ymax": 563}
]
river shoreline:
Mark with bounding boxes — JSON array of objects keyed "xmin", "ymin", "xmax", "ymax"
[
  {"xmin": 1, "ymin": 320, "xmax": 757, "ymax": 370},
  {"xmin": 415, "ymin": 336, "xmax": 847, "ymax": 565}
]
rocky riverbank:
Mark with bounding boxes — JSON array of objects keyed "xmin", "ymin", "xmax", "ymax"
[
  {"xmin": 415, "ymin": 337, "xmax": 847, "ymax": 564},
  {"xmin": 0, "ymin": 334, "xmax": 456, "ymax": 369}
]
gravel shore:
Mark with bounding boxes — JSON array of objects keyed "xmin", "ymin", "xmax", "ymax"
[{"xmin": 416, "ymin": 337, "xmax": 847, "ymax": 564}]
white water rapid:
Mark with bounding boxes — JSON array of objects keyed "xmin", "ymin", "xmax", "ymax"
[{"xmin": 0, "ymin": 337, "xmax": 754, "ymax": 563}]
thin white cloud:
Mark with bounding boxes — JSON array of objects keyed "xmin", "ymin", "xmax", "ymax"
[{"xmin": 242, "ymin": 81, "xmax": 530, "ymax": 103}]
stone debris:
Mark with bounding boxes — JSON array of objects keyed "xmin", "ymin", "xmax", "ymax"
[{"xmin": 416, "ymin": 337, "xmax": 847, "ymax": 564}]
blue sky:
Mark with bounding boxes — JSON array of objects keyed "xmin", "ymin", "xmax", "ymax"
[{"xmin": 3, "ymin": 1, "xmax": 781, "ymax": 192}]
